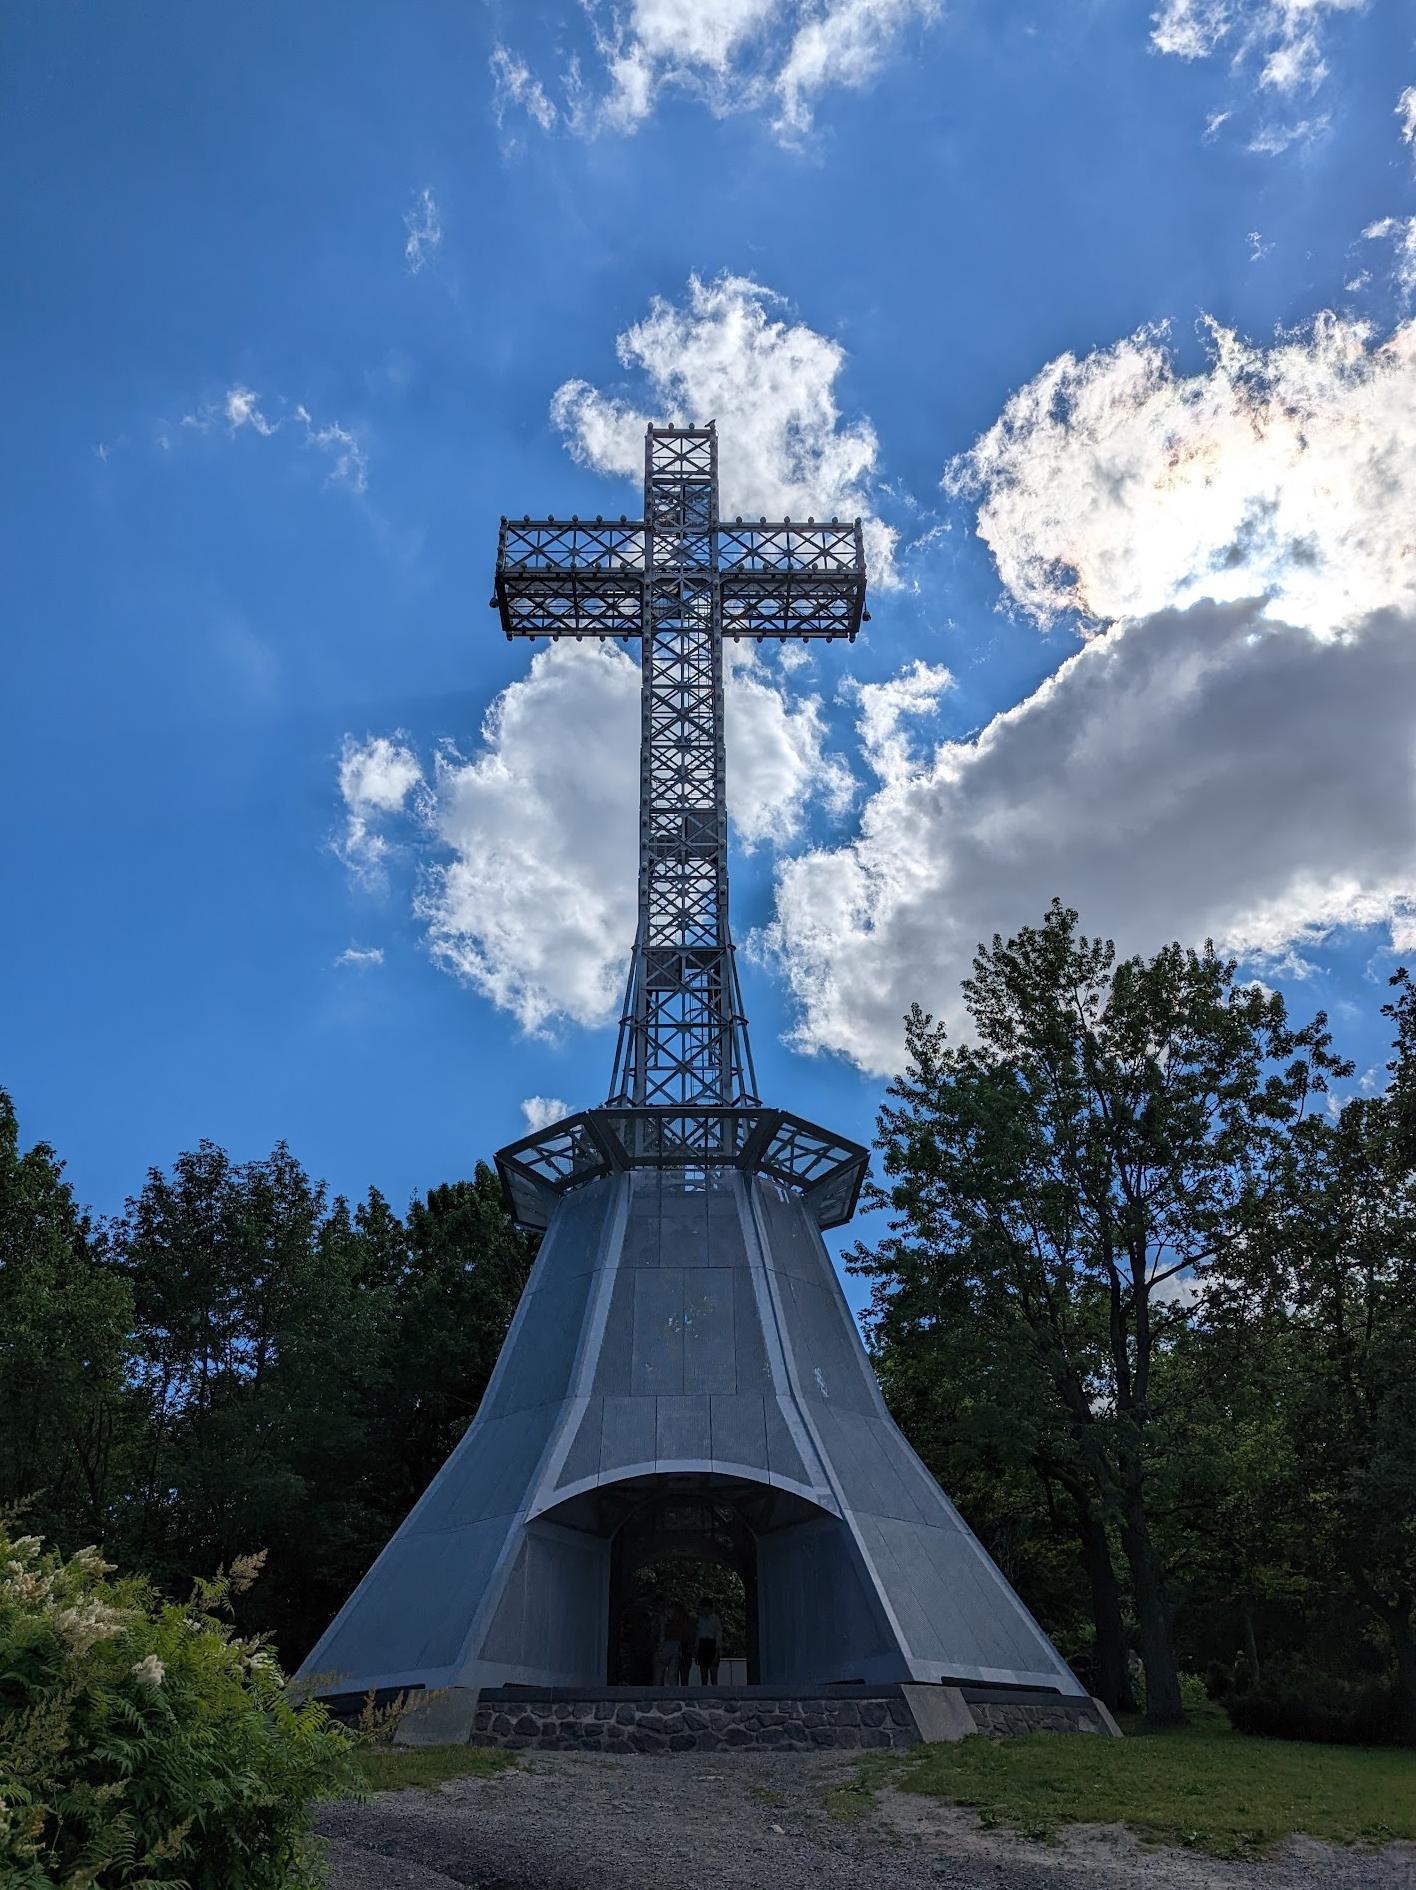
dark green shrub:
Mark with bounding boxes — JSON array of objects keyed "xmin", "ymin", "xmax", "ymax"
[
  {"xmin": 0, "ymin": 1528, "xmax": 361, "ymax": 1887},
  {"xmin": 1224, "ymin": 1665, "xmax": 1405, "ymax": 1747}
]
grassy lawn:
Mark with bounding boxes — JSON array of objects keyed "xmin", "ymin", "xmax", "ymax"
[
  {"xmin": 349, "ymin": 1743, "xmax": 520, "ymax": 1794},
  {"xmin": 885, "ymin": 1704, "xmax": 1416, "ymax": 1858}
]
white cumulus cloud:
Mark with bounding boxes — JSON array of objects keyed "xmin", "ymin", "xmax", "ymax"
[
  {"xmin": 763, "ymin": 597, "xmax": 1416, "ymax": 1073},
  {"xmin": 335, "ymin": 945, "xmax": 385, "ymax": 969},
  {"xmin": 334, "ymin": 734, "xmax": 423, "ymax": 889},
  {"xmin": 411, "ymin": 637, "xmax": 855, "ymax": 1034},
  {"xmin": 521, "ymin": 1095, "xmax": 570, "ymax": 1132},
  {"xmin": 552, "ymin": 273, "xmax": 898, "ymax": 586},
  {"xmin": 944, "ymin": 313, "xmax": 1416, "ymax": 638},
  {"xmin": 761, "ymin": 312, "xmax": 1416, "ymax": 1073}
]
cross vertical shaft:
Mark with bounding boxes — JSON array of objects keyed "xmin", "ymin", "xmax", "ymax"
[
  {"xmin": 491, "ymin": 419, "xmax": 869, "ymax": 1222},
  {"xmin": 608, "ymin": 427, "xmax": 756, "ymax": 1118}
]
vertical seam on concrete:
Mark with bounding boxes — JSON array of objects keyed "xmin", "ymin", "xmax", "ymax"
[
  {"xmin": 526, "ymin": 1172, "xmax": 631, "ymax": 1516},
  {"xmin": 734, "ymin": 1175, "xmax": 833, "ymax": 1503},
  {"xmin": 745, "ymin": 1179, "xmax": 914, "ymax": 1672}
]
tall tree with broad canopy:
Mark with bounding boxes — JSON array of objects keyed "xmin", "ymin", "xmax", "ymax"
[
  {"xmin": 1225, "ymin": 971, "xmax": 1416, "ymax": 1739},
  {"xmin": 0, "ymin": 1087, "xmax": 135, "ymax": 1551},
  {"xmin": 854, "ymin": 902, "xmax": 1344, "ymax": 1724}
]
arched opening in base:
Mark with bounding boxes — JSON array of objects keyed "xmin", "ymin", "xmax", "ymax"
[
  {"xmin": 607, "ymin": 1494, "xmax": 755, "ymax": 1685},
  {"xmin": 537, "ymin": 1471, "xmax": 835, "ymax": 1689}
]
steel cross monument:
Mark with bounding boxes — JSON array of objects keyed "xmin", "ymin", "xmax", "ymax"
[
  {"xmin": 492, "ymin": 423, "xmax": 871, "ymax": 1229},
  {"xmin": 294, "ymin": 422, "xmax": 1091, "ymax": 1719}
]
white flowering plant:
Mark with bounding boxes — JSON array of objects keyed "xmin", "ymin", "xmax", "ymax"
[{"xmin": 0, "ymin": 1527, "xmax": 361, "ymax": 1888}]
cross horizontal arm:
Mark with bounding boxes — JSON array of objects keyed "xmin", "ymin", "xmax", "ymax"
[{"xmin": 492, "ymin": 515, "xmax": 868, "ymax": 641}]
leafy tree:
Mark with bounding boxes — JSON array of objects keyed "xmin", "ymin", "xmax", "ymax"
[
  {"xmin": 0, "ymin": 1089, "xmax": 135, "ymax": 1551},
  {"xmin": 855, "ymin": 902, "xmax": 1343, "ymax": 1723},
  {"xmin": 1224, "ymin": 975, "xmax": 1416, "ymax": 1739},
  {"xmin": 867, "ymin": 1235, "xmax": 1135, "ymax": 1709},
  {"xmin": 373, "ymin": 1168, "xmax": 536, "ymax": 1519},
  {"xmin": 109, "ymin": 1143, "xmax": 535, "ymax": 1666},
  {"xmin": 114, "ymin": 1141, "xmax": 333, "ymax": 1599}
]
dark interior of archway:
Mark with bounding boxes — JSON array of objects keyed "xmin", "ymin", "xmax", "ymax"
[
  {"xmin": 611, "ymin": 1559, "xmax": 746, "ymax": 1686},
  {"xmin": 606, "ymin": 1494, "xmax": 757, "ymax": 1684}
]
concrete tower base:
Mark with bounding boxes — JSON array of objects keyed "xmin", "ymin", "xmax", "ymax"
[{"xmin": 296, "ymin": 1163, "xmax": 1087, "ymax": 1709}]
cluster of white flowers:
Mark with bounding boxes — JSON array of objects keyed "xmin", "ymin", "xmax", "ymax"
[
  {"xmin": 2, "ymin": 1559, "xmax": 56, "ymax": 1606},
  {"xmin": 51, "ymin": 1597, "xmax": 128, "ymax": 1657},
  {"xmin": 130, "ymin": 1653, "xmax": 166, "ymax": 1688},
  {"xmin": 3, "ymin": 1534, "xmax": 135, "ymax": 1657},
  {"xmin": 69, "ymin": 1544, "xmax": 117, "ymax": 1580}
]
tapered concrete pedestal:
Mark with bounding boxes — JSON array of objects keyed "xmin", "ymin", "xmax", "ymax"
[{"xmin": 297, "ymin": 1162, "xmax": 1088, "ymax": 1710}]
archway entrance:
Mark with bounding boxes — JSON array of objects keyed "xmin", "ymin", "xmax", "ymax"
[
  {"xmin": 606, "ymin": 1492, "xmax": 756, "ymax": 1685},
  {"xmin": 536, "ymin": 1470, "xmax": 842, "ymax": 1688}
]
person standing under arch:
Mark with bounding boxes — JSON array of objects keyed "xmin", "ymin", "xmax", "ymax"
[{"xmin": 695, "ymin": 1598, "xmax": 722, "ymax": 1685}]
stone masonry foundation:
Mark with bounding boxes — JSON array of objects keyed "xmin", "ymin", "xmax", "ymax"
[{"xmin": 456, "ymin": 1684, "xmax": 1115, "ymax": 1753}]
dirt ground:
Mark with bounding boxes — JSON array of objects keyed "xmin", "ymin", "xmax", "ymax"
[{"xmin": 316, "ymin": 1748, "xmax": 1416, "ymax": 1890}]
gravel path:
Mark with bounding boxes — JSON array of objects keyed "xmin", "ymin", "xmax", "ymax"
[{"xmin": 317, "ymin": 1749, "xmax": 1416, "ymax": 1890}]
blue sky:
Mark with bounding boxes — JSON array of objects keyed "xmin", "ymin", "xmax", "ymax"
[{"xmin": 5, "ymin": 1, "xmax": 1416, "ymax": 1295}]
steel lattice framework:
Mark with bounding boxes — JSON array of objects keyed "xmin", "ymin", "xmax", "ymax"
[{"xmin": 490, "ymin": 424, "xmax": 870, "ymax": 1228}]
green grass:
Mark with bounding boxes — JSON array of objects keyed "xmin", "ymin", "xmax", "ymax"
[
  {"xmin": 349, "ymin": 1743, "xmax": 520, "ymax": 1794},
  {"xmin": 887, "ymin": 1704, "xmax": 1416, "ymax": 1858}
]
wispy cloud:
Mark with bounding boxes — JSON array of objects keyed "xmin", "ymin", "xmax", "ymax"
[
  {"xmin": 181, "ymin": 385, "xmax": 368, "ymax": 494},
  {"xmin": 1364, "ymin": 216, "xmax": 1416, "ymax": 300},
  {"xmin": 490, "ymin": 45, "xmax": 558, "ymax": 132},
  {"xmin": 1151, "ymin": 0, "xmax": 1362, "ymax": 149},
  {"xmin": 335, "ymin": 945, "xmax": 385, "ymax": 969},
  {"xmin": 492, "ymin": 1, "xmax": 937, "ymax": 145},
  {"xmin": 403, "ymin": 187, "xmax": 442, "ymax": 274},
  {"xmin": 1399, "ymin": 84, "xmax": 1416, "ymax": 156},
  {"xmin": 1151, "ymin": 0, "xmax": 1364, "ymax": 93}
]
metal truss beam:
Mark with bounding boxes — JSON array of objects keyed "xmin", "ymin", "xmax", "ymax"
[{"xmin": 488, "ymin": 422, "xmax": 870, "ymax": 1211}]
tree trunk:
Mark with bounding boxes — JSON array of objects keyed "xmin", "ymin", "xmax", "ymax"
[
  {"xmin": 1241, "ymin": 1605, "xmax": 1262, "ymax": 1691},
  {"xmin": 1074, "ymin": 1496, "xmax": 1137, "ymax": 1712},
  {"xmin": 1392, "ymin": 1605, "xmax": 1416, "ymax": 1747},
  {"xmin": 1118, "ymin": 1478, "xmax": 1184, "ymax": 1725}
]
